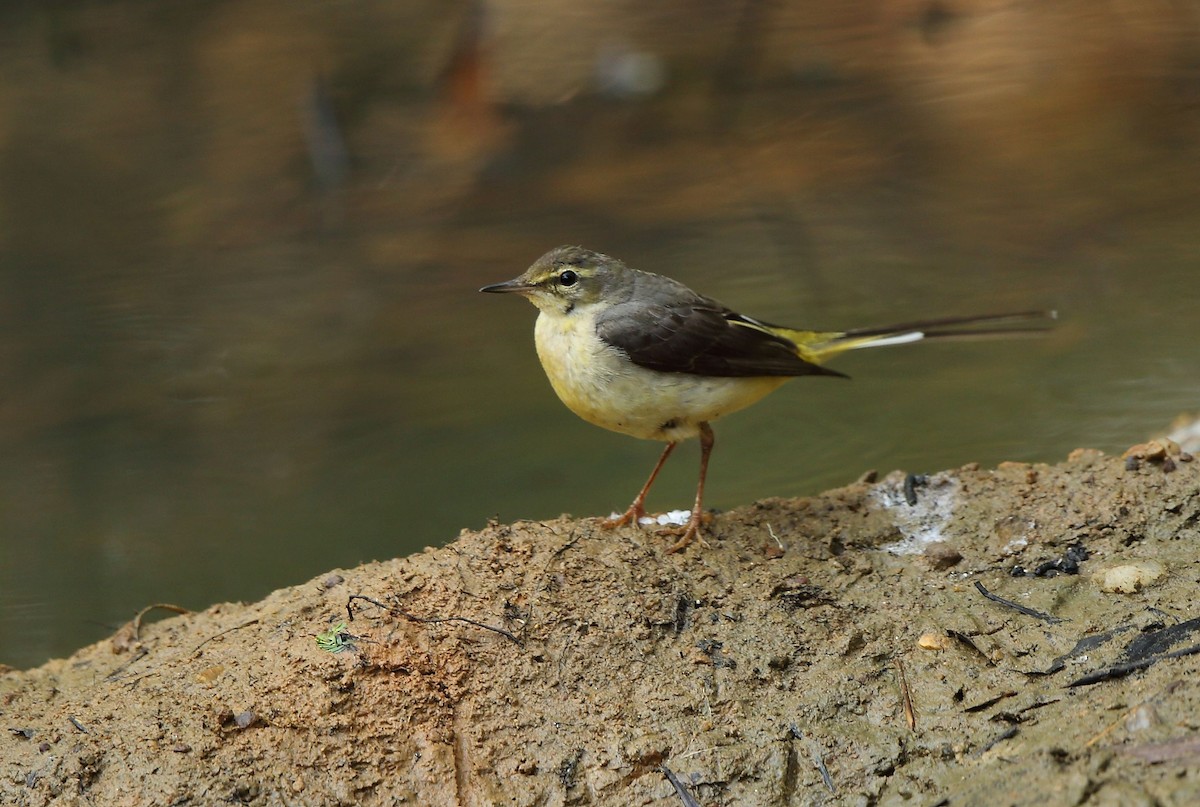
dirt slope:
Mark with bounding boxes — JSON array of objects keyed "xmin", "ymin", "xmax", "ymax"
[{"xmin": 3, "ymin": 442, "xmax": 1200, "ymax": 806}]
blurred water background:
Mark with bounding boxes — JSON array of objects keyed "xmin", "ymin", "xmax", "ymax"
[{"xmin": 2, "ymin": 0, "xmax": 1199, "ymax": 668}]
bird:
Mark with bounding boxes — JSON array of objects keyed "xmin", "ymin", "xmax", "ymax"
[{"xmin": 481, "ymin": 245, "xmax": 1054, "ymax": 552}]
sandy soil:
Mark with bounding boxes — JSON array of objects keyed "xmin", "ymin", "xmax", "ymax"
[{"xmin": 3, "ymin": 438, "xmax": 1200, "ymax": 806}]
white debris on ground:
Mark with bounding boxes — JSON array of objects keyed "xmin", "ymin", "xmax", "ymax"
[
  {"xmin": 636, "ymin": 509, "xmax": 691, "ymax": 527},
  {"xmin": 871, "ymin": 473, "xmax": 961, "ymax": 555}
]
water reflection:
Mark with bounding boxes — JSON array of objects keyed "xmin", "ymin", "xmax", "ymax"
[{"xmin": 2, "ymin": 1, "xmax": 1199, "ymax": 668}]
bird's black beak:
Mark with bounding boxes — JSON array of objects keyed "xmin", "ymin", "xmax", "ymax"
[{"xmin": 479, "ymin": 278, "xmax": 534, "ymax": 294}]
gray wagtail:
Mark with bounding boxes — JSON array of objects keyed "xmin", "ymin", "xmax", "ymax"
[{"xmin": 482, "ymin": 245, "xmax": 1054, "ymax": 552}]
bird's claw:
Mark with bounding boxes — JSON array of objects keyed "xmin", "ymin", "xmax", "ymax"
[
  {"xmin": 602, "ymin": 505, "xmax": 710, "ymax": 553},
  {"xmin": 658, "ymin": 511, "xmax": 711, "ymax": 553},
  {"xmin": 600, "ymin": 504, "xmax": 647, "ymax": 531}
]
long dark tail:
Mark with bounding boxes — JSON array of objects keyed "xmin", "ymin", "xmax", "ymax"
[{"xmin": 781, "ymin": 310, "xmax": 1057, "ymax": 364}]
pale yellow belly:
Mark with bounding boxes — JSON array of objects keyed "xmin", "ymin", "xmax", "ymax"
[{"xmin": 534, "ymin": 311, "xmax": 788, "ymax": 442}]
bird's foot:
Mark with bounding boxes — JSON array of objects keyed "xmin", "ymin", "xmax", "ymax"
[
  {"xmin": 659, "ymin": 510, "xmax": 711, "ymax": 554},
  {"xmin": 600, "ymin": 503, "xmax": 648, "ymax": 531},
  {"xmin": 603, "ymin": 505, "xmax": 711, "ymax": 552}
]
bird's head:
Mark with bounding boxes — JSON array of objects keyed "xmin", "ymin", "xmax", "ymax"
[{"xmin": 480, "ymin": 246, "xmax": 629, "ymax": 316}]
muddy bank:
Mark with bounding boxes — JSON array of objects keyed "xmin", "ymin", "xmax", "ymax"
[{"xmin": 3, "ymin": 440, "xmax": 1200, "ymax": 806}]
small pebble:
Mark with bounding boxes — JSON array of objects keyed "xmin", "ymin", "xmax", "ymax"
[
  {"xmin": 1096, "ymin": 561, "xmax": 1166, "ymax": 594},
  {"xmin": 1125, "ymin": 704, "xmax": 1161, "ymax": 733},
  {"xmin": 918, "ymin": 632, "xmax": 950, "ymax": 651},
  {"xmin": 924, "ymin": 541, "xmax": 962, "ymax": 570},
  {"xmin": 1123, "ymin": 440, "xmax": 1172, "ymax": 462}
]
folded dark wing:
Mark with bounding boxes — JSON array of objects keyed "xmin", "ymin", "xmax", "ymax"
[{"xmin": 595, "ymin": 298, "xmax": 845, "ymax": 378}]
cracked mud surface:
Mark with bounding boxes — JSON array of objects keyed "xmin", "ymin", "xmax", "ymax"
[{"xmin": 3, "ymin": 440, "xmax": 1200, "ymax": 806}]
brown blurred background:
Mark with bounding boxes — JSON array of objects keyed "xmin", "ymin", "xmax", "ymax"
[{"xmin": 2, "ymin": 0, "xmax": 1198, "ymax": 668}]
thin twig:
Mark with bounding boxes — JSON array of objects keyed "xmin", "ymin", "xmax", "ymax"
[
  {"xmin": 1119, "ymin": 736, "xmax": 1200, "ymax": 763},
  {"xmin": 551, "ymin": 526, "xmax": 583, "ymax": 558},
  {"xmin": 189, "ymin": 619, "xmax": 261, "ymax": 656},
  {"xmin": 1084, "ymin": 681, "xmax": 1183, "ymax": 748},
  {"xmin": 963, "ymin": 690, "xmax": 1017, "ymax": 713},
  {"xmin": 346, "ymin": 594, "xmax": 522, "ymax": 645},
  {"xmin": 974, "ymin": 726, "xmax": 1019, "ymax": 757},
  {"xmin": 660, "ymin": 766, "xmax": 702, "ymax": 807},
  {"xmin": 104, "ymin": 647, "xmax": 150, "ymax": 682},
  {"xmin": 896, "ymin": 657, "xmax": 917, "ymax": 731},
  {"xmin": 130, "ymin": 603, "xmax": 191, "ymax": 641},
  {"xmin": 1068, "ymin": 643, "xmax": 1200, "ymax": 688},
  {"xmin": 974, "ymin": 581, "xmax": 1064, "ymax": 624},
  {"xmin": 947, "ymin": 629, "xmax": 996, "ymax": 666},
  {"xmin": 789, "ymin": 725, "xmax": 835, "ymax": 794}
]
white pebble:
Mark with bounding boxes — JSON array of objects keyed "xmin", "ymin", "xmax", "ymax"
[{"xmin": 1096, "ymin": 561, "xmax": 1166, "ymax": 593}]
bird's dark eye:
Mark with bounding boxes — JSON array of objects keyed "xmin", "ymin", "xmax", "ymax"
[{"xmin": 557, "ymin": 270, "xmax": 579, "ymax": 287}]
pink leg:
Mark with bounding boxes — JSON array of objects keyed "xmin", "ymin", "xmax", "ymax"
[
  {"xmin": 601, "ymin": 441, "xmax": 677, "ymax": 530},
  {"xmin": 665, "ymin": 422, "xmax": 714, "ymax": 553}
]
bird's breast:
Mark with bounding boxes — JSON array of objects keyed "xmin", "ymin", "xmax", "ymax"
[{"xmin": 534, "ymin": 311, "xmax": 787, "ymax": 442}]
